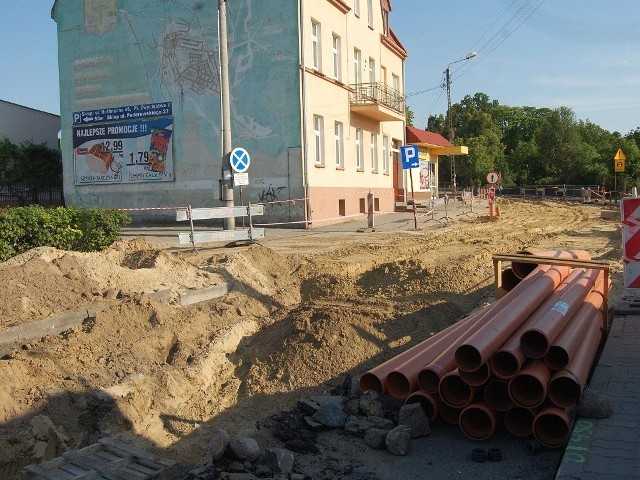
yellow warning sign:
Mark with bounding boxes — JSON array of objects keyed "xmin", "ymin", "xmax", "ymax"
[
  {"xmin": 614, "ymin": 148, "xmax": 626, "ymax": 172},
  {"xmin": 614, "ymin": 148, "xmax": 627, "ymax": 160}
]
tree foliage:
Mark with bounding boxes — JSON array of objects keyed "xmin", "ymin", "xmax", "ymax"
[
  {"xmin": 426, "ymin": 93, "xmax": 640, "ymax": 191},
  {"xmin": 0, "ymin": 138, "xmax": 62, "ymax": 193}
]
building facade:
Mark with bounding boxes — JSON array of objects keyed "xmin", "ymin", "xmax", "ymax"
[
  {"xmin": 0, "ymin": 100, "xmax": 61, "ymax": 148},
  {"xmin": 52, "ymin": 0, "xmax": 406, "ymax": 226}
]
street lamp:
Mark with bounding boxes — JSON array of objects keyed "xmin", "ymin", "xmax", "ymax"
[{"xmin": 445, "ymin": 51, "xmax": 477, "ymax": 193}]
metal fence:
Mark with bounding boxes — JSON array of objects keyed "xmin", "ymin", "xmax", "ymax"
[{"xmin": 0, "ymin": 186, "xmax": 64, "ymax": 208}]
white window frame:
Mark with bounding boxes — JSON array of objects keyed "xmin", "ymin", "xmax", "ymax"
[
  {"xmin": 355, "ymin": 128, "xmax": 363, "ymax": 170},
  {"xmin": 332, "ymin": 34, "xmax": 341, "ymax": 81},
  {"xmin": 313, "ymin": 115, "xmax": 324, "ymax": 166},
  {"xmin": 311, "ymin": 20, "xmax": 321, "ymax": 71},
  {"xmin": 367, "ymin": 0, "xmax": 374, "ymax": 28},
  {"xmin": 354, "ymin": 48, "xmax": 362, "ymax": 85},
  {"xmin": 354, "ymin": 0, "xmax": 360, "ymax": 17},
  {"xmin": 370, "ymin": 132, "xmax": 378, "ymax": 172},
  {"xmin": 383, "ymin": 10, "xmax": 389, "ymax": 36},
  {"xmin": 335, "ymin": 122, "xmax": 344, "ymax": 168},
  {"xmin": 382, "ymin": 135, "xmax": 390, "ymax": 174},
  {"xmin": 368, "ymin": 57, "xmax": 376, "ymax": 84}
]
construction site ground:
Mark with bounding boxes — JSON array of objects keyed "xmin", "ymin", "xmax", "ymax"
[{"xmin": 0, "ymin": 197, "xmax": 628, "ymax": 479}]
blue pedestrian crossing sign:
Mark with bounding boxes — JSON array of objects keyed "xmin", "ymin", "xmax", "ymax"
[
  {"xmin": 230, "ymin": 147, "xmax": 251, "ymax": 173},
  {"xmin": 400, "ymin": 145, "xmax": 419, "ymax": 169}
]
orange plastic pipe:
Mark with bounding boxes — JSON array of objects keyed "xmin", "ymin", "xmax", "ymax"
[
  {"xmin": 548, "ymin": 310, "xmax": 604, "ymax": 408},
  {"xmin": 456, "ymin": 265, "xmax": 570, "ymax": 372},
  {"xmin": 439, "ymin": 403, "xmax": 462, "ymax": 425},
  {"xmin": 504, "ymin": 406, "xmax": 538, "ymax": 437},
  {"xmin": 459, "ymin": 403, "xmax": 497, "ymax": 441},
  {"xmin": 419, "ymin": 266, "xmax": 552, "ymax": 393},
  {"xmin": 521, "ymin": 269, "xmax": 602, "ymax": 358},
  {"xmin": 484, "ymin": 378, "xmax": 513, "ymax": 412},
  {"xmin": 359, "ymin": 309, "xmax": 482, "ymax": 394},
  {"xmin": 544, "ymin": 277, "xmax": 607, "ymax": 370},
  {"xmin": 533, "ymin": 406, "xmax": 574, "ymax": 448},
  {"xmin": 384, "ymin": 306, "xmax": 490, "ymax": 399},
  {"xmin": 512, "ymin": 249, "xmax": 590, "ymax": 279},
  {"xmin": 439, "ymin": 369, "xmax": 475, "ymax": 408},
  {"xmin": 508, "ymin": 360, "xmax": 552, "ymax": 408},
  {"xmin": 459, "ymin": 363, "xmax": 490, "ymax": 387},
  {"xmin": 501, "ymin": 267, "xmax": 520, "ymax": 292},
  {"xmin": 405, "ymin": 389, "xmax": 440, "ymax": 423},
  {"xmin": 489, "ymin": 268, "xmax": 579, "ymax": 379}
]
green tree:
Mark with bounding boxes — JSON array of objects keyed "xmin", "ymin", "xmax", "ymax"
[{"xmin": 0, "ymin": 139, "xmax": 62, "ymax": 204}]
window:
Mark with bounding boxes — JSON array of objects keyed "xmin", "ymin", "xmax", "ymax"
[
  {"xmin": 382, "ymin": 10, "xmax": 389, "ymax": 36},
  {"xmin": 354, "ymin": 0, "xmax": 360, "ymax": 17},
  {"xmin": 334, "ymin": 121, "xmax": 344, "ymax": 168},
  {"xmin": 382, "ymin": 135, "xmax": 390, "ymax": 173},
  {"xmin": 367, "ymin": 0, "xmax": 374, "ymax": 28},
  {"xmin": 370, "ymin": 133, "xmax": 378, "ymax": 172},
  {"xmin": 392, "ymin": 73, "xmax": 400, "ymax": 92},
  {"xmin": 332, "ymin": 34, "xmax": 341, "ymax": 81},
  {"xmin": 311, "ymin": 21, "xmax": 321, "ymax": 71},
  {"xmin": 355, "ymin": 128, "xmax": 363, "ymax": 170},
  {"xmin": 368, "ymin": 57, "xmax": 376, "ymax": 84},
  {"xmin": 353, "ymin": 48, "xmax": 362, "ymax": 84},
  {"xmin": 313, "ymin": 115, "xmax": 324, "ymax": 165}
]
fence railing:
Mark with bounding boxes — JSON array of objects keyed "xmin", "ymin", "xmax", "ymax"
[
  {"xmin": 0, "ymin": 186, "xmax": 64, "ymax": 208},
  {"xmin": 350, "ymin": 82, "xmax": 405, "ymax": 114}
]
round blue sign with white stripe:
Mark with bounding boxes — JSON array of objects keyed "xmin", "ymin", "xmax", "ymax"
[{"xmin": 230, "ymin": 147, "xmax": 251, "ymax": 173}]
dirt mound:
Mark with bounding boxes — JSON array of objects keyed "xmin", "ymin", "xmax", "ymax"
[{"xmin": 0, "ymin": 199, "xmax": 624, "ymax": 478}]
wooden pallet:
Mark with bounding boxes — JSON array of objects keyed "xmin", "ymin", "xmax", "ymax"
[{"xmin": 23, "ymin": 437, "xmax": 176, "ymax": 480}]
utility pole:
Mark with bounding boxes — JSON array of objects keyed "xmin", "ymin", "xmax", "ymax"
[
  {"xmin": 219, "ymin": 0, "xmax": 235, "ymax": 230},
  {"xmin": 446, "ymin": 66, "xmax": 454, "ymax": 193},
  {"xmin": 445, "ymin": 51, "xmax": 477, "ymax": 195}
]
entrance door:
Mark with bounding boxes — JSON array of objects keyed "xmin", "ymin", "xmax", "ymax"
[{"xmin": 392, "ymin": 139, "xmax": 404, "ymax": 202}]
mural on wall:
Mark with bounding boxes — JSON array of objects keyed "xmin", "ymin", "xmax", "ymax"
[
  {"xmin": 420, "ymin": 160, "xmax": 435, "ymax": 191},
  {"xmin": 56, "ymin": 0, "xmax": 302, "ymax": 213}
]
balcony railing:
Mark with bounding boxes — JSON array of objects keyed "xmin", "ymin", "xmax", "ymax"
[{"xmin": 350, "ymin": 82, "xmax": 405, "ymax": 115}]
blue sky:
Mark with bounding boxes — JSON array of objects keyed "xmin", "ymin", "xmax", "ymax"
[{"xmin": 1, "ymin": 1, "xmax": 639, "ymax": 134}]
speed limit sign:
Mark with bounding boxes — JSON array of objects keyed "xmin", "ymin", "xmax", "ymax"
[{"xmin": 486, "ymin": 171, "xmax": 500, "ymax": 185}]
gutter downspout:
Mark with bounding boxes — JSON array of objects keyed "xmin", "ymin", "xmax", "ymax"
[{"xmin": 298, "ymin": 0, "xmax": 311, "ymax": 227}]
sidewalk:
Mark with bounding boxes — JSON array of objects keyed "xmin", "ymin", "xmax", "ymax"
[
  {"xmin": 120, "ymin": 198, "xmax": 486, "ymax": 246},
  {"xmin": 555, "ymin": 301, "xmax": 640, "ymax": 479}
]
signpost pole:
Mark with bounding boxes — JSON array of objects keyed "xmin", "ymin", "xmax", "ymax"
[
  {"xmin": 218, "ymin": 0, "xmax": 235, "ymax": 230},
  {"xmin": 409, "ymin": 169, "xmax": 418, "ymax": 230}
]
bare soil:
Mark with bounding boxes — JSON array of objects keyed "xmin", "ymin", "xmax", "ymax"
[{"xmin": 0, "ymin": 199, "xmax": 623, "ymax": 479}]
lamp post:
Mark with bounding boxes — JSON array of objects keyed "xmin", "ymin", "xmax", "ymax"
[
  {"xmin": 445, "ymin": 51, "xmax": 477, "ymax": 193},
  {"xmin": 219, "ymin": 0, "xmax": 235, "ymax": 229}
]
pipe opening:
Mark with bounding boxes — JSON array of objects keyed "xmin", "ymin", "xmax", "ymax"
[
  {"xmin": 521, "ymin": 330, "xmax": 549, "ymax": 358},
  {"xmin": 418, "ymin": 368, "xmax": 441, "ymax": 394},
  {"xmin": 509, "ymin": 374, "xmax": 545, "ymax": 408},
  {"xmin": 501, "ymin": 268, "xmax": 520, "ymax": 292},
  {"xmin": 460, "ymin": 405, "xmax": 496, "ymax": 441},
  {"xmin": 533, "ymin": 412, "xmax": 569, "ymax": 448},
  {"xmin": 439, "ymin": 403, "xmax": 462, "ymax": 425},
  {"xmin": 459, "ymin": 363, "xmax": 490, "ymax": 387},
  {"xmin": 504, "ymin": 406, "xmax": 535, "ymax": 437},
  {"xmin": 548, "ymin": 376, "xmax": 580, "ymax": 408},
  {"xmin": 406, "ymin": 392, "xmax": 438, "ymax": 423},
  {"xmin": 385, "ymin": 371, "xmax": 411, "ymax": 400},
  {"xmin": 484, "ymin": 380, "xmax": 513, "ymax": 412},
  {"xmin": 512, "ymin": 261, "xmax": 537, "ymax": 280},
  {"xmin": 359, "ymin": 373, "xmax": 384, "ymax": 395},
  {"xmin": 490, "ymin": 351, "xmax": 520, "ymax": 379},
  {"xmin": 455, "ymin": 345, "xmax": 482, "ymax": 372},
  {"xmin": 440, "ymin": 374, "xmax": 474, "ymax": 408},
  {"xmin": 544, "ymin": 347, "xmax": 569, "ymax": 371}
]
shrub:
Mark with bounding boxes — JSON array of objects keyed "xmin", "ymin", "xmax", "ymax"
[{"xmin": 0, "ymin": 206, "xmax": 131, "ymax": 262}]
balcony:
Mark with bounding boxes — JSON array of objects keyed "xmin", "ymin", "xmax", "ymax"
[{"xmin": 350, "ymin": 82, "xmax": 405, "ymax": 122}]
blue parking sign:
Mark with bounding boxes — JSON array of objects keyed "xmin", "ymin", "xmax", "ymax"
[{"xmin": 400, "ymin": 145, "xmax": 419, "ymax": 169}]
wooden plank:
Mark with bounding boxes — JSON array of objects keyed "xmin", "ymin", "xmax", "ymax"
[
  {"xmin": 24, "ymin": 464, "xmax": 71, "ymax": 480},
  {"xmin": 492, "ymin": 253, "xmax": 610, "ymax": 270},
  {"xmin": 98, "ymin": 438, "xmax": 177, "ymax": 468}
]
